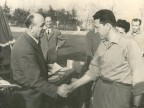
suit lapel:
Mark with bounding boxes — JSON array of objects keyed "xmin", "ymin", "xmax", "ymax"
[
  {"xmin": 47, "ymin": 29, "xmax": 54, "ymax": 41},
  {"xmin": 24, "ymin": 33, "xmax": 44, "ymax": 57}
]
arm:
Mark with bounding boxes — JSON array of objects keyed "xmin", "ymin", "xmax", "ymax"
[
  {"xmin": 19, "ymin": 52, "xmax": 58, "ymax": 98},
  {"xmin": 68, "ymin": 43, "xmax": 101, "ymax": 92},
  {"xmin": 68, "ymin": 74, "xmax": 93, "ymax": 91},
  {"xmin": 57, "ymin": 31, "xmax": 67, "ymax": 48},
  {"xmin": 127, "ymin": 39, "xmax": 144, "ymax": 106}
]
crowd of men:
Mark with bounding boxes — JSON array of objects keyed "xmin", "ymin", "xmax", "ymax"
[{"xmin": 1, "ymin": 9, "xmax": 144, "ymax": 108}]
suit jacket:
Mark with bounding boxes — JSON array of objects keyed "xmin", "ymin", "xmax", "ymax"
[
  {"xmin": 11, "ymin": 33, "xmax": 58, "ymax": 108},
  {"xmin": 40, "ymin": 29, "xmax": 66, "ymax": 64},
  {"xmin": 85, "ymin": 30, "xmax": 100, "ymax": 57},
  {"xmin": 82, "ymin": 30, "xmax": 101, "ymax": 73}
]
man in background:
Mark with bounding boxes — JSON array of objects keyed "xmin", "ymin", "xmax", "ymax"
[
  {"xmin": 131, "ymin": 18, "xmax": 142, "ymax": 36},
  {"xmin": 131, "ymin": 18, "xmax": 144, "ymax": 56},
  {"xmin": 116, "ymin": 19, "xmax": 130, "ymax": 35},
  {"xmin": 78, "ymin": 23, "xmax": 101, "ymax": 108},
  {"xmin": 40, "ymin": 16, "xmax": 66, "ymax": 65}
]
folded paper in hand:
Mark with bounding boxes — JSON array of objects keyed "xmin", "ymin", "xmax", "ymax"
[
  {"xmin": 0, "ymin": 84, "xmax": 21, "ymax": 88},
  {"xmin": 51, "ymin": 63, "xmax": 63, "ymax": 74},
  {"xmin": 0, "ymin": 80, "xmax": 21, "ymax": 88}
]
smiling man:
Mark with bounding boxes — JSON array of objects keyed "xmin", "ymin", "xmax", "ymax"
[
  {"xmin": 65, "ymin": 9, "xmax": 144, "ymax": 108},
  {"xmin": 131, "ymin": 18, "xmax": 144, "ymax": 56},
  {"xmin": 40, "ymin": 16, "xmax": 66, "ymax": 65}
]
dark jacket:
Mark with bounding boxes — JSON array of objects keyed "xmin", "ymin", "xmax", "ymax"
[
  {"xmin": 11, "ymin": 33, "xmax": 58, "ymax": 108},
  {"xmin": 85, "ymin": 30, "xmax": 101, "ymax": 57},
  {"xmin": 40, "ymin": 29, "xmax": 66, "ymax": 63}
]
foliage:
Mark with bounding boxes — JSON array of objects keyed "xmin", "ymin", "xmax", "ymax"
[
  {"xmin": 12, "ymin": 8, "xmax": 30, "ymax": 26},
  {"xmin": 2, "ymin": 1, "xmax": 11, "ymax": 21},
  {"xmin": 2, "ymin": 3, "xmax": 80, "ymax": 30},
  {"xmin": 37, "ymin": 5, "xmax": 80, "ymax": 30}
]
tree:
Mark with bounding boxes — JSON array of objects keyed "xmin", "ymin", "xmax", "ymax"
[
  {"xmin": 71, "ymin": 7, "xmax": 77, "ymax": 20},
  {"xmin": 12, "ymin": 8, "xmax": 30, "ymax": 26},
  {"xmin": 3, "ymin": 1, "xmax": 11, "ymax": 21},
  {"xmin": 3, "ymin": 1, "xmax": 10, "ymax": 13},
  {"xmin": 36, "ymin": 6, "xmax": 80, "ymax": 30},
  {"xmin": 37, "ymin": 8, "xmax": 45, "ymax": 17}
]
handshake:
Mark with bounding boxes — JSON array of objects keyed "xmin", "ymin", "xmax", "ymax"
[{"xmin": 57, "ymin": 84, "xmax": 74, "ymax": 97}]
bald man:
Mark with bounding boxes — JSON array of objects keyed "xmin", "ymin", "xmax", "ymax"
[{"xmin": 11, "ymin": 13, "xmax": 68, "ymax": 108}]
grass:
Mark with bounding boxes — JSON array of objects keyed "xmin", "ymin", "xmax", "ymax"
[{"xmin": 12, "ymin": 32, "xmax": 88, "ymax": 66}]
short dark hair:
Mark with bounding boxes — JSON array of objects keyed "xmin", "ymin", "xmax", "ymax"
[
  {"xmin": 93, "ymin": 9, "xmax": 116, "ymax": 27},
  {"xmin": 116, "ymin": 19, "xmax": 130, "ymax": 33},
  {"xmin": 24, "ymin": 14, "xmax": 34, "ymax": 28},
  {"xmin": 132, "ymin": 18, "xmax": 141, "ymax": 25}
]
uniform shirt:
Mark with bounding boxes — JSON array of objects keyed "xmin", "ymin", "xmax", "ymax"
[
  {"xmin": 86, "ymin": 33, "xmax": 144, "ymax": 90},
  {"xmin": 131, "ymin": 30, "xmax": 144, "ymax": 55}
]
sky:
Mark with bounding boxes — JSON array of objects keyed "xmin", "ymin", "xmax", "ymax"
[{"xmin": 0, "ymin": 0, "xmax": 144, "ymax": 22}]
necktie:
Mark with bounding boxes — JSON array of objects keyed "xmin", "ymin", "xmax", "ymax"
[{"xmin": 47, "ymin": 30, "xmax": 49, "ymax": 34}]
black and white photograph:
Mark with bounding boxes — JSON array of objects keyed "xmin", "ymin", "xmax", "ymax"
[{"xmin": 0, "ymin": 0, "xmax": 144, "ymax": 108}]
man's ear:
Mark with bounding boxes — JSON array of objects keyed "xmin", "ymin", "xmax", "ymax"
[
  {"xmin": 105, "ymin": 23, "xmax": 111, "ymax": 31},
  {"xmin": 29, "ymin": 25, "xmax": 35, "ymax": 33}
]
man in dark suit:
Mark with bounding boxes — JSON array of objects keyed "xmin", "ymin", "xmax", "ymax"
[
  {"xmin": 78, "ymin": 28, "xmax": 101, "ymax": 108},
  {"xmin": 40, "ymin": 16, "xmax": 66, "ymax": 64},
  {"xmin": 11, "ymin": 13, "xmax": 68, "ymax": 108},
  {"xmin": 85, "ymin": 28, "xmax": 101, "ymax": 68}
]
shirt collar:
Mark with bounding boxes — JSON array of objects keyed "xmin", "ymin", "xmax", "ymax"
[
  {"xmin": 46, "ymin": 28, "xmax": 52, "ymax": 33},
  {"xmin": 102, "ymin": 32, "xmax": 121, "ymax": 49},
  {"xmin": 109, "ymin": 34, "xmax": 121, "ymax": 44},
  {"xmin": 26, "ymin": 32, "xmax": 39, "ymax": 44},
  {"xmin": 104, "ymin": 31, "xmax": 121, "ymax": 45}
]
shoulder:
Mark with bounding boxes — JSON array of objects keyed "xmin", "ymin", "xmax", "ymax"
[
  {"xmin": 13, "ymin": 34, "xmax": 27, "ymax": 48},
  {"xmin": 53, "ymin": 29, "xmax": 61, "ymax": 34},
  {"xmin": 86, "ymin": 30, "xmax": 94, "ymax": 36},
  {"xmin": 12, "ymin": 34, "xmax": 32, "ymax": 55},
  {"xmin": 121, "ymin": 37, "xmax": 139, "ymax": 50}
]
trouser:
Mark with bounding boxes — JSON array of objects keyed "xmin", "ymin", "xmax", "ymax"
[
  {"xmin": 10, "ymin": 89, "xmax": 42, "ymax": 108},
  {"xmin": 92, "ymin": 77, "xmax": 132, "ymax": 108}
]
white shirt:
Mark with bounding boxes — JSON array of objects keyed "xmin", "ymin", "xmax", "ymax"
[{"xmin": 46, "ymin": 28, "xmax": 51, "ymax": 34}]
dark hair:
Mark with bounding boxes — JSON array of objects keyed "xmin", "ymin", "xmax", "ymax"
[
  {"xmin": 116, "ymin": 19, "xmax": 130, "ymax": 33},
  {"xmin": 24, "ymin": 15, "xmax": 34, "ymax": 28},
  {"xmin": 132, "ymin": 18, "xmax": 142, "ymax": 25},
  {"xmin": 93, "ymin": 9, "xmax": 116, "ymax": 27}
]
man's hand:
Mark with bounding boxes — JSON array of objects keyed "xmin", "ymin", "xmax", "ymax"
[
  {"xmin": 71, "ymin": 78, "xmax": 78, "ymax": 83},
  {"xmin": 57, "ymin": 84, "xmax": 70, "ymax": 97},
  {"xmin": 0, "ymin": 80, "xmax": 12, "ymax": 92},
  {"xmin": 0, "ymin": 80, "xmax": 11, "ymax": 85}
]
